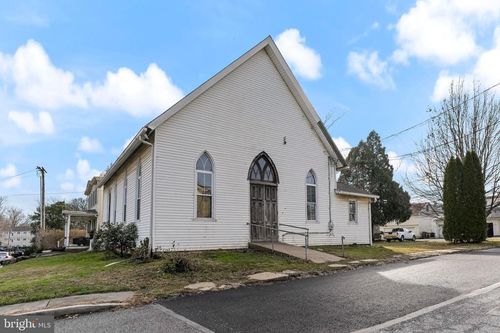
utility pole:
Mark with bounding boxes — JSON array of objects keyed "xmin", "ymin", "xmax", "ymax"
[{"xmin": 36, "ymin": 166, "xmax": 47, "ymax": 230}]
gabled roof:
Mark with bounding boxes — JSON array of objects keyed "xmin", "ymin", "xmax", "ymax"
[
  {"xmin": 335, "ymin": 182, "xmax": 379, "ymax": 199},
  {"xmin": 99, "ymin": 36, "xmax": 347, "ymax": 187}
]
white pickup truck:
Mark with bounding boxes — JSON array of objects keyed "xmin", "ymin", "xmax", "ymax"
[{"xmin": 384, "ymin": 228, "xmax": 416, "ymax": 242}]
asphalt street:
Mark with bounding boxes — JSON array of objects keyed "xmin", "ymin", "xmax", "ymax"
[{"xmin": 56, "ymin": 248, "xmax": 500, "ymax": 333}]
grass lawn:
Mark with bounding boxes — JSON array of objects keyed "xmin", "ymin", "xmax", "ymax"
[
  {"xmin": 0, "ymin": 249, "xmax": 327, "ymax": 306},
  {"xmin": 315, "ymin": 240, "xmax": 499, "ymax": 260}
]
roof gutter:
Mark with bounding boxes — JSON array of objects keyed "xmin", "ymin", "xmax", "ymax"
[
  {"xmin": 316, "ymin": 121, "xmax": 347, "ymax": 169},
  {"xmin": 335, "ymin": 189, "xmax": 379, "ymax": 200},
  {"xmin": 97, "ymin": 127, "xmax": 150, "ymax": 188}
]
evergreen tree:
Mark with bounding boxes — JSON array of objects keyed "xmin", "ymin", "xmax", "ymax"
[
  {"xmin": 339, "ymin": 130, "xmax": 411, "ymax": 226},
  {"xmin": 462, "ymin": 151, "xmax": 487, "ymax": 242},
  {"xmin": 443, "ymin": 157, "xmax": 464, "ymax": 242}
]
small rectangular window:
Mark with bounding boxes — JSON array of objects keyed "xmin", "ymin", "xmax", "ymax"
[
  {"xmin": 113, "ymin": 183, "xmax": 117, "ymax": 223},
  {"xmin": 136, "ymin": 163, "xmax": 142, "ymax": 221},
  {"xmin": 107, "ymin": 191, "xmax": 111, "ymax": 223},
  {"xmin": 123, "ymin": 173, "xmax": 127, "ymax": 222},
  {"xmin": 349, "ymin": 201, "xmax": 357, "ymax": 222}
]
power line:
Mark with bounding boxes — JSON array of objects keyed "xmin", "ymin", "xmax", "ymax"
[
  {"xmin": 381, "ymin": 81, "xmax": 500, "ymax": 142},
  {"xmin": 0, "ymin": 169, "xmax": 36, "ymax": 181},
  {"xmin": 2, "ymin": 191, "xmax": 83, "ymax": 198}
]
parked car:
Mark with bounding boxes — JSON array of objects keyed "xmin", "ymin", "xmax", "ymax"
[
  {"xmin": 0, "ymin": 251, "xmax": 16, "ymax": 264},
  {"xmin": 384, "ymin": 228, "xmax": 416, "ymax": 242}
]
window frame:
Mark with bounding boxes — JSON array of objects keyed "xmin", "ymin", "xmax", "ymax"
[
  {"xmin": 136, "ymin": 161, "xmax": 142, "ymax": 222},
  {"xmin": 107, "ymin": 191, "xmax": 111, "ymax": 223},
  {"xmin": 113, "ymin": 183, "xmax": 117, "ymax": 223},
  {"xmin": 305, "ymin": 170, "xmax": 318, "ymax": 223},
  {"xmin": 123, "ymin": 172, "xmax": 128, "ymax": 222},
  {"xmin": 348, "ymin": 200, "xmax": 358, "ymax": 223},
  {"xmin": 194, "ymin": 152, "xmax": 215, "ymax": 221}
]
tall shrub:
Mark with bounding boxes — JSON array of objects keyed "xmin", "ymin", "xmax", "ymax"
[
  {"xmin": 93, "ymin": 223, "xmax": 138, "ymax": 257},
  {"xmin": 462, "ymin": 151, "xmax": 487, "ymax": 242}
]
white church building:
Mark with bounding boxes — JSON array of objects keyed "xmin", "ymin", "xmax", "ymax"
[{"xmin": 96, "ymin": 36, "xmax": 377, "ymax": 252}]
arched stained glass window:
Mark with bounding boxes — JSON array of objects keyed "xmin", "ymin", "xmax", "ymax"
[
  {"xmin": 306, "ymin": 170, "xmax": 317, "ymax": 221},
  {"xmin": 196, "ymin": 152, "xmax": 213, "ymax": 218}
]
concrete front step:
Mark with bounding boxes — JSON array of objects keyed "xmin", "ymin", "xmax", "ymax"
[{"xmin": 250, "ymin": 242, "xmax": 342, "ymax": 263}]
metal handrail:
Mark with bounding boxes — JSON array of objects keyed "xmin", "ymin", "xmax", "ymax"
[
  {"xmin": 279, "ymin": 223, "xmax": 310, "ymax": 231},
  {"xmin": 247, "ymin": 222, "xmax": 310, "ymax": 261}
]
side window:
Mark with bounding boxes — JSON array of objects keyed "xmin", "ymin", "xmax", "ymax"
[
  {"xmin": 349, "ymin": 200, "xmax": 357, "ymax": 223},
  {"xmin": 196, "ymin": 152, "xmax": 213, "ymax": 218},
  {"xmin": 113, "ymin": 183, "xmax": 117, "ymax": 223},
  {"xmin": 123, "ymin": 172, "xmax": 127, "ymax": 222},
  {"xmin": 107, "ymin": 191, "xmax": 112, "ymax": 223},
  {"xmin": 136, "ymin": 162, "xmax": 142, "ymax": 221},
  {"xmin": 306, "ymin": 170, "xmax": 317, "ymax": 221}
]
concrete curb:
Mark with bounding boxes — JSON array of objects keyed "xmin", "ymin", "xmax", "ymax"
[
  {"xmin": 0, "ymin": 291, "xmax": 135, "ymax": 318},
  {"xmin": 13, "ymin": 302, "xmax": 128, "ymax": 317}
]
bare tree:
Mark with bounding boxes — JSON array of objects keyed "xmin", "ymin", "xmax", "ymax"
[
  {"xmin": 5, "ymin": 207, "xmax": 25, "ymax": 247},
  {"xmin": 0, "ymin": 196, "xmax": 7, "ymax": 218},
  {"xmin": 0, "ymin": 196, "xmax": 8, "ymax": 234},
  {"xmin": 407, "ymin": 80, "xmax": 500, "ymax": 216}
]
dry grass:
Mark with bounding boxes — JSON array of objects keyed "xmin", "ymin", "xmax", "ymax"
[
  {"xmin": 0, "ymin": 249, "xmax": 328, "ymax": 306},
  {"xmin": 316, "ymin": 240, "xmax": 498, "ymax": 259}
]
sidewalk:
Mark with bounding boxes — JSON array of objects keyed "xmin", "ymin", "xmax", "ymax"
[{"xmin": 0, "ymin": 291, "xmax": 135, "ymax": 317}]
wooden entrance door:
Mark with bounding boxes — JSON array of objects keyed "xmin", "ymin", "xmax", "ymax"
[
  {"xmin": 248, "ymin": 152, "xmax": 279, "ymax": 242},
  {"xmin": 250, "ymin": 184, "xmax": 278, "ymax": 241}
]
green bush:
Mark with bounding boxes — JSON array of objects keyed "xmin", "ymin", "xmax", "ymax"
[
  {"xmin": 162, "ymin": 253, "xmax": 198, "ymax": 274},
  {"xmin": 93, "ymin": 223, "xmax": 138, "ymax": 257},
  {"xmin": 131, "ymin": 237, "xmax": 150, "ymax": 262}
]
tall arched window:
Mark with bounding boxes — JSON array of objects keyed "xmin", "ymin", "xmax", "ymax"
[
  {"xmin": 306, "ymin": 170, "xmax": 317, "ymax": 221},
  {"xmin": 196, "ymin": 152, "xmax": 213, "ymax": 218}
]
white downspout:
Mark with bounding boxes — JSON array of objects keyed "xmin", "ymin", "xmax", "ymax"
[
  {"xmin": 138, "ymin": 127, "xmax": 155, "ymax": 255},
  {"xmin": 327, "ymin": 157, "xmax": 333, "ymax": 234}
]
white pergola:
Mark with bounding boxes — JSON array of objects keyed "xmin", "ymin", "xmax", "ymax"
[{"xmin": 62, "ymin": 210, "xmax": 98, "ymax": 248}]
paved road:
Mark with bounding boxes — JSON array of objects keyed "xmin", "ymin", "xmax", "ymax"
[{"xmin": 56, "ymin": 248, "xmax": 500, "ymax": 332}]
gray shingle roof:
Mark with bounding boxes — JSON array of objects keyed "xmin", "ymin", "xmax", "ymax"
[{"xmin": 336, "ymin": 182, "xmax": 377, "ymax": 197}]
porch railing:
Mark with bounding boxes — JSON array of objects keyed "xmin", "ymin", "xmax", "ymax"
[{"xmin": 247, "ymin": 223, "xmax": 310, "ymax": 261}]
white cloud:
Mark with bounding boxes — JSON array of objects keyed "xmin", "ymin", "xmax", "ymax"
[
  {"xmin": 0, "ymin": 40, "xmax": 184, "ymax": 117},
  {"xmin": 432, "ymin": 27, "xmax": 500, "ymax": 101},
  {"xmin": 76, "ymin": 159, "xmax": 100, "ymax": 180},
  {"xmin": 333, "ymin": 137, "xmax": 352, "ymax": 158},
  {"xmin": 347, "ymin": 51, "xmax": 395, "ymax": 89},
  {"xmin": 87, "ymin": 64, "xmax": 184, "ymax": 117},
  {"xmin": 388, "ymin": 151, "xmax": 417, "ymax": 175},
  {"xmin": 393, "ymin": 0, "xmax": 500, "ymax": 65},
  {"xmin": 0, "ymin": 163, "xmax": 21, "ymax": 189},
  {"xmin": 78, "ymin": 136, "xmax": 104, "ymax": 153},
  {"xmin": 276, "ymin": 28, "xmax": 322, "ymax": 80},
  {"xmin": 1, "ymin": 40, "xmax": 87, "ymax": 109},
  {"xmin": 58, "ymin": 160, "xmax": 100, "ymax": 193},
  {"xmin": 8, "ymin": 110, "xmax": 54, "ymax": 134}
]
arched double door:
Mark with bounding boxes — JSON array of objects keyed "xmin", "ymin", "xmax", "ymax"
[{"xmin": 248, "ymin": 152, "xmax": 279, "ymax": 242}]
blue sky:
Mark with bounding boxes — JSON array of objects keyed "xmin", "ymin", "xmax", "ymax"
[{"xmin": 1, "ymin": 0, "xmax": 499, "ymax": 214}]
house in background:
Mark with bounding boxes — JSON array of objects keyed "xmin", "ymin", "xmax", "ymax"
[
  {"xmin": 487, "ymin": 196, "xmax": 500, "ymax": 237},
  {"xmin": 62, "ymin": 175, "xmax": 103, "ymax": 248},
  {"xmin": 0, "ymin": 225, "xmax": 33, "ymax": 248},
  {"xmin": 381, "ymin": 203, "xmax": 444, "ymax": 239},
  {"xmin": 94, "ymin": 36, "xmax": 377, "ymax": 252}
]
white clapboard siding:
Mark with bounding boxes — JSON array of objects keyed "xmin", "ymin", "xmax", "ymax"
[
  {"xmin": 153, "ymin": 49, "xmax": 342, "ymax": 251},
  {"xmin": 331, "ymin": 196, "xmax": 371, "ymax": 245},
  {"xmin": 102, "ymin": 145, "xmax": 152, "ymax": 241}
]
